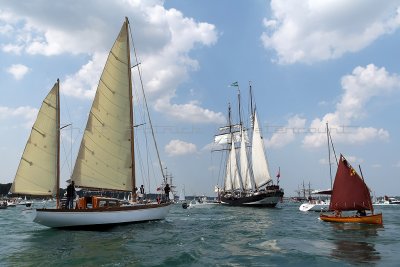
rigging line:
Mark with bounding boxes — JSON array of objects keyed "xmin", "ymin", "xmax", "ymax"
[
  {"xmin": 128, "ymin": 21, "xmax": 165, "ymax": 180},
  {"xmin": 328, "ymin": 126, "xmax": 338, "ymax": 165},
  {"xmin": 326, "ymin": 123, "xmax": 333, "ymax": 190}
]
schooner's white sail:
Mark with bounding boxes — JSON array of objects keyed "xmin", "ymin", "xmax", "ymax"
[
  {"xmin": 10, "ymin": 81, "xmax": 59, "ymax": 196},
  {"xmin": 225, "ymin": 144, "xmax": 242, "ymax": 191},
  {"xmin": 240, "ymin": 128, "xmax": 252, "ymax": 190},
  {"xmin": 251, "ymin": 113, "xmax": 271, "ymax": 188}
]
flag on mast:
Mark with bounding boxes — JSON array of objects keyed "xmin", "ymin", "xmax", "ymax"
[
  {"xmin": 276, "ymin": 167, "xmax": 281, "ymax": 179},
  {"xmin": 230, "ymin": 81, "xmax": 239, "ymax": 87}
]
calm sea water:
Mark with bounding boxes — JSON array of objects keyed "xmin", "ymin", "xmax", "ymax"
[{"xmin": 0, "ymin": 202, "xmax": 399, "ymax": 266}]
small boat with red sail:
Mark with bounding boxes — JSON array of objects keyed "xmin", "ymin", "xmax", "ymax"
[{"xmin": 320, "ymin": 154, "xmax": 383, "ymax": 225}]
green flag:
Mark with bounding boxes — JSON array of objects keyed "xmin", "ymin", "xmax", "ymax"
[{"xmin": 230, "ymin": 81, "xmax": 238, "ymax": 87}]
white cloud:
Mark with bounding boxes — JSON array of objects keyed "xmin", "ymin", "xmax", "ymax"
[
  {"xmin": 0, "ymin": 23, "xmax": 13, "ymax": 34},
  {"xmin": 62, "ymin": 52, "xmax": 107, "ymax": 99},
  {"xmin": 6, "ymin": 64, "xmax": 30, "ymax": 80},
  {"xmin": 371, "ymin": 164, "xmax": 382, "ymax": 168},
  {"xmin": 303, "ymin": 64, "xmax": 400, "ymax": 148},
  {"xmin": 2, "ymin": 44, "xmax": 24, "ymax": 54},
  {"xmin": 262, "ymin": 1, "xmax": 400, "ymax": 64},
  {"xmin": 319, "ymin": 155, "xmax": 363, "ymax": 165},
  {"xmin": 0, "ymin": 1, "xmax": 220, "ymax": 123},
  {"xmin": 165, "ymin": 139, "xmax": 197, "ymax": 156},
  {"xmin": 395, "ymin": 161, "xmax": 400, "ymax": 167},
  {"xmin": 154, "ymin": 98, "xmax": 225, "ymax": 124},
  {"xmin": 266, "ymin": 114, "xmax": 306, "ymax": 148},
  {"xmin": 0, "ymin": 106, "xmax": 38, "ymax": 128}
]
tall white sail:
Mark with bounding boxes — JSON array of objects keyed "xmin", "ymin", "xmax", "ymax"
[
  {"xmin": 240, "ymin": 128, "xmax": 253, "ymax": 190},
  {"xmin": 11, "ymin": 81, "xmax": 59, "ymax": 196},
  {"xmin": 224, "ymin": 143, "xmax": 242, "ymax": 191},
  {"xmin": 251, "ymin": 113, "xmax": 271, "ymax": 188},
  {"xmin": 71, "ymin": 21, "xmax": 133, "ymax": 191}
]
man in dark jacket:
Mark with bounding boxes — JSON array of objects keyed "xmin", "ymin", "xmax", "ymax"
[
  {"xmin": 66, "ymin": 181, "xmax": 76, "ymax": 209},
  {"xmin": 164, "ymin": 184, "xmax": 171, "ymax": 202}
]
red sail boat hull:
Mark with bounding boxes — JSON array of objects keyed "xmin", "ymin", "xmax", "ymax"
[{"xmin": 320, "ymin": 213, "xmax": 383, "ymax": 225}]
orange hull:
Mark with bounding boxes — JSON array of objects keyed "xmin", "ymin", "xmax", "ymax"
[{"xmin": 320, "ymin": 213, "xmax": 383, "ymax": 225}]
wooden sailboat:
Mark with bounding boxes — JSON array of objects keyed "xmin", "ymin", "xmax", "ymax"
[
  {"xmin": 10, "ymin": 18, "xmax": 171, "ymax": 228},
  {"xmin": 320, "ymin": 154, "xmax": 383, "ymax": 225},
  {"xmin": 214, "ymin": 83, "xmax": 284, "ymax": 207}
]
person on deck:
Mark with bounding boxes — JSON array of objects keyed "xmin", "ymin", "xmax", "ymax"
[
  {"xmin": 356, "ymin": 210, "xmax": 366, "ymax": 217},
  {"xmin": 138, "ymin": 185, "xmax": 145, "ymax": 203},
  {"xmin": 334, "ymin": 210, "xmax": 341, "ymax": 217},
  {"xmin": 164, "ymin": 184, "xmax": 171, "ymax": 202},
  {"xmin": 66, "ymin": 181, "xmax": 76, "ymax": 209}
]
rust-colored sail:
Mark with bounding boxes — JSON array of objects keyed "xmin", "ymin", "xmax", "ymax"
[{"xmin": 329, "ymin": 154, "xmax": 373, "ymax": 212}]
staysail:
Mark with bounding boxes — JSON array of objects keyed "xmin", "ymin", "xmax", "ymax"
[
  {"xmin": 71, "ymin": 21, "xmax": 133, "ymax": 192},
  {"xmin": 11, "ymin": 81, "xmax": 60, "ymax": 196},
  {"xmin": 329, "ymin": 154, "xmax": 374, "ymax": 212},
  {"xmin": 240, "ymin": 128, "xmax": 253, "ymax": 190},
  {"xmin": 251, "ymin": 113, "xmax": 271, "ymax": 188},
  {"xmin": 224, "ymin": 143, "xmax": 242, "ymax": 191}
]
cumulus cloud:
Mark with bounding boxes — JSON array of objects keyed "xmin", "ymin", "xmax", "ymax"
[
  {"xmin": 266, "ymin": 114, "xmax": 306, "ymax": 148},
  {"xmin": 0, "ymin": 1, "xmax": 220, "ymax": 123},
  {"xmin": 303, "ymin": 64, "xmax": 400, "ymax": 148},
  {"xmin": 165, "ymin": 139, "xmax": 197, "ymax": 156},
  {"xmin": 6, "ymin": 64, "xmax": 30, "ymax": 80},
  {"xmin": 62, "ymin": 52, "xmax": 107, "ymax": 99},
  {"xmin": 154, "ymin": 98, "xmax": 225, "ymax": 124},
  {"xmin": 0, "ymin": 106, "xmax": 38, "ymax": 128},
  {"xmin": 262, "ymin": 0, "xmax": 400, "ymax": 64},
  {"xmin": 320, "ymin": 155, "xmax": 363, "ymax": 166}
]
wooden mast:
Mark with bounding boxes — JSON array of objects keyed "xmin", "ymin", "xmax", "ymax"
[
  {"xmin": 56, "ymin": 79, "xmax": 60, "ymax": 209},
  {"xmin": 125, "ymin": 17, "xmax": 136, "ymax": 200}
]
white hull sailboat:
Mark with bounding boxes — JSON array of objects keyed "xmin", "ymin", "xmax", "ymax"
[
  {"xmin": 34, "ymin": 203, "xmax": 170, "ymax": 228},
  {"xmin": 10, "ymin": 18, "xmax": 171, "ymax": 228},
  {"xmin": 299, "ymin": 200, "xmax": 329, "ymax": 212}
]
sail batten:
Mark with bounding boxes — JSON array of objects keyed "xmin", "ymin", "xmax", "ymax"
[
  {"xmin": 71, "ymin": 21, "xmax": 133, "ymax": 191},
  {"xmin": 11, "ymin": 82, "xmax": 59, "ymax": 196}
]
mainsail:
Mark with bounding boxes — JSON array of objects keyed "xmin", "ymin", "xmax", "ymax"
[
  {"xmin": 11, "ymin": 81, "xmax": 60, "ymax": 196},
  {"xmin": 251, "ymin": 113, "xmax": 271, "ymax": 188},
  {"xmin": 71, "ymin": 21, "xmax": 133, "ymax": 192},
  {"xmin": 329, "ymin": 154, "xmax": 374, "ymax": 212}
]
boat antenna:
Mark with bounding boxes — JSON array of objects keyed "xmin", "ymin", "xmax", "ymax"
[{"xmin": 127, "ymin": 18, "xmax": 166, "ymax": 181}]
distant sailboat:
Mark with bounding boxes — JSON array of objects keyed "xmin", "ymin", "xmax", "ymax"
[
  {"xmin": 299, "ymin": 124, "xmax": 332, "ymax": 212},
  {"xmin": 320, "ymin": 154, "xmax": 383, "ymax": 225},
  {"xmin": 179, "ymin": 187, "xmax": 186, "ymax": 202},
  {"xmin": 214, "ymin": 82, "xmax": 284, "ymax": 207},
  {"xmin": 10, "ymin": 18, "xmax": 171, "ymax": 228}
]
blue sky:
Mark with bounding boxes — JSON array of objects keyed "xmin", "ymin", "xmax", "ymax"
[{"xmin": 1, "ymin": 0, "xmax": 400, "ymax": 197}]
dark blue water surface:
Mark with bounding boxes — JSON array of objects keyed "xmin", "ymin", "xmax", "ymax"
[{"xmin": 0, "ymin": 203, "xmax": 399, "ymax": 266}]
